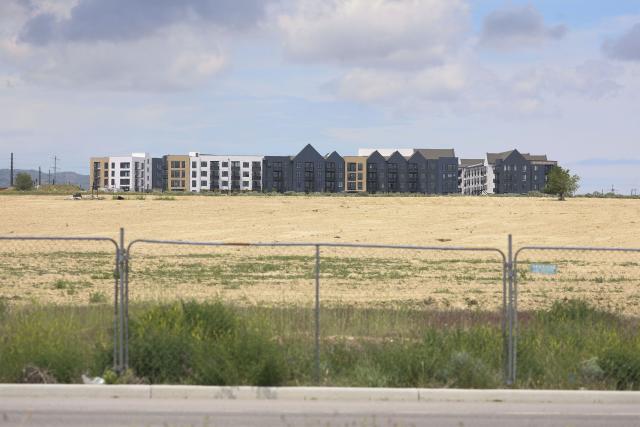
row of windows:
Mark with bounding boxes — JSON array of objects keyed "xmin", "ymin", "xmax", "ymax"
[
  {"xmin": 192, "ymin": 180, "xmax": 252, "ymax": 188},
  {"xmin": 192, "ymin": 161, "xmax": 261, "ymax": 169}
]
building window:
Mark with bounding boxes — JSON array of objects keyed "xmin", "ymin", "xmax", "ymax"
[
  {"xmin": 243, "ymin": 162, "xmax": 249, "ymax": 168},
  {"xmin": 357, "ymin": 182, "xmax": 363, "ymax": 190},
  {"xmin": 192, "ymin": 171, "xmax": 197, "ymax": 178},
  {"xmin": 201, "ymin": 171, "xmax": 207, "ymax": 177},
  {"xmin": 201, "ymin": 180, "xmax": 207, "ymax": 187},
  {"xmin": 243, "ymin": 171, "xmax": 250, "ymax": 177},
  {"xmin": 181, "ymin": 161, "xmax": 186, "ymax": 168},
  {"xmin": 242, "ymin": 181, "xmax": 249, "ymax": 187},
  {"xmin": 120, "ymin": 171, "xmax": 130, "ymax": 177},
  {"xmin": 348, "ymin": 163, "xmax": 357, "ymax": 172},
  {"xmin": 201, "ymin": 161, "xmax": 207, "ymax": 168},
  {"xmin": 120, "ymin": 162, "xmax": 130, "ymax": 169},
  {"xmin": 222, "ymin": 171, "xmax": 228, "ymax": 177},
  {"xmin": 222, "ymin": 180, "xmax": 228, "ymax": 186},
  {"xmin": 192, "ymin": 161, "xmax": 197, "ymax": 168},
  {"xmin": 192, "ymin": 180, "xmax": 196, "ymax": 187},
  {"xmin": 111, "ymin": 179, "xmax": 115, "ymax": 185},
  {"xmin": 222, "ymin": 162, "xmax": 228, "ymax": 168}
]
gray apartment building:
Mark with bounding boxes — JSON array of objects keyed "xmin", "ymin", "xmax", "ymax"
[
  {"xmin": 490, "ymin": 149, "xmax": 557, "ymax": 194},
  {"xmin": 365, "ymin": 148, "xmax": 458, "ymax": 194},
  {"xmin": 263, "ymin": 145, "xmax": 345, "ymax": 193}
]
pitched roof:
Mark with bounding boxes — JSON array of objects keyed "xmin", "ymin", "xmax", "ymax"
[
  {"xmin": 414, "ymin": 148, "xmax": 456, "ymax": 160},
  {"xmin": 486, "ymin": 150, "xmax": 515, "ymax": 164},
  {"xmin": 460, "ymin": 158, "xmax": 484, "ymax": 167}
]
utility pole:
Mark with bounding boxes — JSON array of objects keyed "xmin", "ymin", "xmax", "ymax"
[
  {"xmin": 52, "ymin": 156, "xmax": 58, "ymax": 185},
  {"xmin": 48, "ymin": 168, "xmax": 51, "ymax": 185},
  {"xmin": 38, "ymin": 166, "xmax": 41, "ymax": 188},
  {"xmin": 10, "ymin": 152, "xmax": 14, "ymax": 187}
]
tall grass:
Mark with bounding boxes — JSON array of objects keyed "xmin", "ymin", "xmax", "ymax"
[{"xmin": 1, "ymin": 299, "xmax": 639, "ymax": 389}]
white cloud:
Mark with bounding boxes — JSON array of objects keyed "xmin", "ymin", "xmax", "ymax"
[{"xmin": 277, "ymin": 0, "xmax": 469, "ymax": 69}]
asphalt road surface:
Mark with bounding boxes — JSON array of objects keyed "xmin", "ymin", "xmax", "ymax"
[{"xmin": 2, "ymin": 397, "xmax": 640, "ymax": 427}]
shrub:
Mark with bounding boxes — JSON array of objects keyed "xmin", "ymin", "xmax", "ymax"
[
  {"xmin": 128, "ymin": 301, "xmax": 288, "ymax": 385},
  {"xmin": 600, "ymin": 348, "xmax": 640, "ymax": 390},
  {"xmin": 15, "ymin": 173, "xmax": 33, "ymax": 191}
]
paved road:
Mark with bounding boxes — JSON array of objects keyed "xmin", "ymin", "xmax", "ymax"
[{"xmin": 1, "ymin": 397, "xmax": 640, "ymax": 427}]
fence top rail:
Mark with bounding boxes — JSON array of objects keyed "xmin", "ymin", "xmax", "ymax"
[
  {"xmin": 0, "ymin": 236, "xmax": 118, "ymax": 246},
  {"xmin": 127, "ymin": 238, "xmax": 506, "ymax": 260},
  {"xmin": 515, "ymin": 245, "xmax": 640, "ymax": 260}
]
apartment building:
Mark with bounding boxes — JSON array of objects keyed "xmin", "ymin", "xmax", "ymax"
[
  {"xmin": 163, "ymin": 155, "xmax": 189, "ymax": 192},
  {"xmin": 89, "ymin": 146, "xmax": 556, "ymax": 195},
  {"xmin": 89, "ymin": 153, "xmax": 160, "ymax": 192},
  {"xmin": 188, "ymin": 153, "xmax": 263, "ymax": 192},
  {"xmin": 344, "ymin": 156, "xmax": 367, "ymax": 192},
  {"xmin": 488, "ymin": 149, "xmax": 557, "ymax": 194},
  {"xmin": 459, "ymin": 159, "xmax": 486, "ymax": 195},
  {"xmin": 262, "ymin": 155, "xmax": 293, "ymax": 193},
  {"xmin": 363, "ymin": 148, "xmax": 458, "ymax": 194}
]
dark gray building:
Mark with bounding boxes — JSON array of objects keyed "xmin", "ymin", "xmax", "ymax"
[
  {"xmin": 262, "ymin": 155, "xmax": 293, "ymax": 193},
  {"xmin": 366, "ymin": 150, "xmax": 388, "ymax": 193},
  {"xmin": 324, "ymin": 151, "xmax": 344, "ymax": 193},
  {"xmin": 291, "ymin": 144, "xmax": 326, "ymax": 193},
  {"xmin": 151, "ymin": 158, "xmax": 164, "ymax": 191},
  {"xmin": 385, "ymin": 151, "xmax": 409, "ymax": 193},
  {"xmin": 489, "ymin": 149, "xmax": 557, "ymax": 194},
  {"xmin": 414, "ymin": 149, "xmax": 459, "ymax": 195}
]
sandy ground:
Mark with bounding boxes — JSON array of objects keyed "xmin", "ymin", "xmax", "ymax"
[
  {"xmin": 0, "ymin": 195, "xmax": 639, "ymax": 248},
  {"xmin": 1, "ymin": 195, "xmax": 639, "ymax": 312}
]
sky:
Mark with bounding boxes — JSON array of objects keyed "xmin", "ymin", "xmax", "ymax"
[{"xmin": 1, "ymin": 0, "xmax": 639, "ymax": 194}]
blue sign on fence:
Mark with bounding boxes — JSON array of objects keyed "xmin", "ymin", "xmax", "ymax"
[{"xmin": 530, "ymin": 263, "xmax": 558, "ymax": 275}]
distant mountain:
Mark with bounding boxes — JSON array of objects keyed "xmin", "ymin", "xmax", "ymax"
[{"xmin": 0, "ymin": 169, "xmax": 89, "ymax": 189}]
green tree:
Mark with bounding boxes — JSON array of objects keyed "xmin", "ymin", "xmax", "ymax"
[
  {"xmin": 15, "ymin": 172, "xmax": 34, "ymax": 191},
  {"xmin": 544, "ymin": 166, "xmax": 580, "ymax": 201}
]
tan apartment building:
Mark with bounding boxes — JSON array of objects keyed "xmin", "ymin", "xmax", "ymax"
[
  {"xmin": 343, "ymin": 156, "xmax": 367, "ymax": 192},
  {"xmin": 164, "ymin": 155, "xmax": 190, "ymax": 191},
  {"xmin": 89, "ymin": 157, "xmax": 110, "ymax": 190}
]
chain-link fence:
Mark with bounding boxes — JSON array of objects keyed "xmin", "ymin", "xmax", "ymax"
[
  {"xmin": 0, "ymin": 236, "xmax": 120, "ymax": 383},
  {"xmin": 2, "ymin": 229, "xmax": 639, "ymax": 389},
  {"xmin": 512, "ymin": 246, "xmax": 640, "ymax": 389},
  {"xmin": 123, "ymin": 239, "xmax": 508, "ymax": 386}
]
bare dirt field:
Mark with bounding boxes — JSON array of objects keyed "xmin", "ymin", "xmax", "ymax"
[{"xmin": 1, "ymin": 195, "xmax": 639, "ymax": 312}]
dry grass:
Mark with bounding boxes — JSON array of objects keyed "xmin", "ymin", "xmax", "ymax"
[{"xmin": 0, "ymin": 195, "xmax": 639, "ymax": 312}]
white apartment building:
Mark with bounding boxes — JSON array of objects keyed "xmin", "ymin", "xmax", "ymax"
[
  {"xmin": 188, "ymin": 152, "xmax": 263, "ymax": 192},
  {"xmin": 459, "ymin": 159, "xmax": 487, "ymax": 195},
  {"xmin": 90, "ymin": 152, "xmax": 154, "ymax": 192}
]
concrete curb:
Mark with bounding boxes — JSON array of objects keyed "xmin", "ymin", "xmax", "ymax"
[{"xmin": 1, "ymin": 385, "xmax": 640, "ymax": 404}]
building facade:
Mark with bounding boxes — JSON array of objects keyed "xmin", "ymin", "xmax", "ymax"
[
  {"xmin": 489, "ymin": 150, "xmax": 557, "ymax": 194},
  {"xmin": 343, "ymin": 156, "xmax": 367, "ymax": 192},
  {"xmin": 187, "ymin": 153, "xmax": 263, "ymax": 193},
  {"xmin": 89, "ymin": 146, "xmax": 556, "ymax": 195},
  {"xmin": 459, "ymin": 159, "xmax": 486, "ymax": 195},
  {"xmin": 89, "ymin": 153, "xmax": 159, "ymax": 192}
]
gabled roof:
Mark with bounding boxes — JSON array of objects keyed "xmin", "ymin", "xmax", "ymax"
[
  {"xmin": 415, "ymin": 148, "xmax": 456, "ymax": 160},
  {"xmin": 406, "ymin": 151, "xmax": 427, "ymax": 162},
  {"xmin": 486, "ymin": 150, "xmax": 516, "ymax": 164},
  {"xmin": 293, "ymin": 144, "xmax": 323, "ymax": 161},
  {"xmin": 386, "ymin": 151, "xmax": 408, "ymax": 163},
  {"xmin": 366, "ymin": 150, "xmax": 387, "ymax": 162},
  {"xmin": 460, "ymin": 158, "xmax": 484, "ymax": 167},
  {"xmin": 324, "ymin": 151, "xmax": 343, "ymax": 161}
]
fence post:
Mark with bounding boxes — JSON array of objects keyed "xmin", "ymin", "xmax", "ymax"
[
  {"xmin": 123, "ymin": 232, "xmax": 130, "ymax": 371},
  {"xmin": 113, "ymin": 236, "xmax": 120, "ymax": 373},
  {"xmin": 507, "ymin": 234, "xmax": 514, "ymax": 386},
  {"xmin": 117, "ymin": 228, "xmax": 126, "ymax": 373},
  {"xmin": 314, "ymin": 244, "xmax": 321, "ymax": 385}
]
